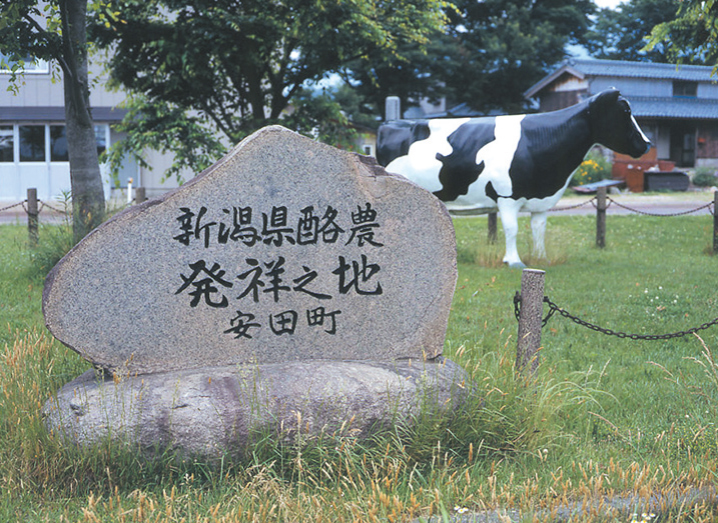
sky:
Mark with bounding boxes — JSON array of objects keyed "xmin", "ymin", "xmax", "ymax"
[{"xmin": 595, "ymin": 0, "xmax": 625, "ymax": 9}]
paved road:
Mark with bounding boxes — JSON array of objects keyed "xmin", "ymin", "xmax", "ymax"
[{"xmin": 0, "ymin": 191, "xmax": 715, "ymax": 225}]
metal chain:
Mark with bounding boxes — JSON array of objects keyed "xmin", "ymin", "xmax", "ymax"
[
  {"xmin": 514, "ymin": 293, "xmax": 718, "ymax": 341},
  {"xmin": 38, "ymin": 200, "xmax": 70, "ymax": 215},
  {"xmin": 0, "ymin": 201, "xmax": 26, "ymax": 213},
  {"xmin": 607, "ymin": 196, "xmax": 713, "ymax": 217},
  {"xmin": 550, "ymin": 196, "xmax": 597, "ymax": 212}
]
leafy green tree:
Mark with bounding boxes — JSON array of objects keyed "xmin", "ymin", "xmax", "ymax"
[
  {"xmin": 336, "ymin": 0, "xmax": 595, "ymax": 123},
  {"xmin": 0, "ymin": 0, "xmax": 107, "ymax": 241},
  {"xmin": 584, "ymin": 0, "xmax": 683, "ymax": 63},
  {"xmin": 93, "ymin": 0, "xmax": 447, "ymax": 178},
  {"xmin": 647, "ymin": 0, "xmax": 718, "ymax": 67},
  {"xmin": 339, "ymin": 38, "xmax": 449, "ymax": 123},
  {"xmin": 437, "ymin": 0, "xmax": 595, "ymax": 114}
]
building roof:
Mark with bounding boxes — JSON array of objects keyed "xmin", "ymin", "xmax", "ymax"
[
  {"xmin": 629, "ymin": 96, "xmax": 718, "ymax": 120},
  {"xmin": 1, "ymin": 106, "xmax": 128, "ymax": 122},
  {"xmin": 525, "ymin": 58, "xmax": 718, "ymax": 99}
]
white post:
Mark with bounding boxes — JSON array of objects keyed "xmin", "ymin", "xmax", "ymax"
[
  {"xmin": 127, "ymin": 177, "xmax": 133, "ymax": 205},
  {"xmin": 385, "ymin": 96, "xmax": 401, "ymax": 121}
]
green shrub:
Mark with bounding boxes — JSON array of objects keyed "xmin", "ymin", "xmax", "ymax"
[
  {"xmin": 692, "ymin": 167, "xmax": 718, "ymax": 187},
  {"xmin": 569, "ymin": 150, "xmax": 611, "ymax": 187}
]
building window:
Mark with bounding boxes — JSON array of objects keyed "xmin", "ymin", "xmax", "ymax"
[
  {"xmin": 19, "ymin": 125, "xmax": 45, "ymax": 162},
  {"xmin": 3, "ymin": 124, "xmax": 110, "ymax": 162},
  {"xmin": 95, "ymin": 125, "xmax": 107, "ymax": 156},
  {"xmin": 0, "ymin": 126, "xmax": 13, "ymax": 162},
  {"xmin": 50, "ymin": 125, "xmax": 69, "ymax": 161},
  {"xmin": 673, "ymin": 80, "xmax": 697, "ymax": 98},
  {"xmin": 0, "ymin": 52, "xmax": 49, "ymax": 74}
]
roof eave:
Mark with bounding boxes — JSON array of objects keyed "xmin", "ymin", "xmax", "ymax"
[{"xmin": 524, "ymin": 64, "xmax": 585, "ymax": 100}]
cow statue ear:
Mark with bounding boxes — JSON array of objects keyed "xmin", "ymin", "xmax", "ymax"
[{"xmin": 591, "ymin": 89, "xmax": 621, "ymax": 110}]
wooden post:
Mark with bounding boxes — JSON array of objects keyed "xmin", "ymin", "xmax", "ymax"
[
  {"xmin": 135, "ymin": 187, "xmax": 146, "ymax": 204},
  {"xmin": 714, "ymin": 191, "xmax": 718, "ymax": 255},
  {"xmin": 488, "ymin": 211, "xmax": 497, "ymax": 244},
  {"xmin": 596, "ymin": 186, "xmax": 607, "ymax": 249},
  {"xmin": 27, "ymin": 188, "xmax": 39, "ymax": 247},
  {"xmin": 516, "ymin": 269, "xmax": 545, "ymax": 376}
]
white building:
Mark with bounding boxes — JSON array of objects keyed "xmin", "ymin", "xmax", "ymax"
[{"xmin": 0, "ymin": 55, "xmax": 183, "ymax": 203}]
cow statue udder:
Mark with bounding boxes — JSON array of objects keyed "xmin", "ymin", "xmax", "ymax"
[{"xmin": 376, "ymin": 89, "xmax": 651, "ymax": 268}]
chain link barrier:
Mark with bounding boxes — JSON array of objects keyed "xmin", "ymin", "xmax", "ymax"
[
  {"xmin": 0, "ymin": 199, "xmax": 70, "ymax": 216},
  {"xmin": 514, "ymin": 292, "xmax": 718, "ymax": 341},
  {"xmin": 550, "ymin": 196, "xmax": 597, "ymax": 212},
  {"xmin": 547, "ymin": 195, "xmax": 714, "ymax": 216},
  {"xmin": 38, "ymin": 200, "xmax": 70, "ymax": 215},
  {"xmin": 606, "ymin": 196, "xmax": 713, "ymax": 217},
  {"xmin": 0, "ymin": 201, "xmax": 26, "ymax": 213}
]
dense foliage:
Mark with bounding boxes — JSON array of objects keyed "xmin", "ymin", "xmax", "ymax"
[
  {"xmin": 92, "ymin": 0, "xmax": 447, "ymax": 177},
  {"xmin": 647, "ymin": 0, "xmax": 718, "ymax": 68},
  {"xmin": 584, "ymin": 0, "xmax": 681, "ymax": 63},
  {"xmin": 343, "ymin": 0, "xmax": 595, "ymax": 119}
]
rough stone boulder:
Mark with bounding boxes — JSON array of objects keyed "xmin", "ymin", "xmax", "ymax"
[
  {"xmin": 44, "ymin": 359, "xmax": 470, "ymax": 461},
  {"xmin": 42, "ymin": 126, "xmax": 467, "ymax": 459}
]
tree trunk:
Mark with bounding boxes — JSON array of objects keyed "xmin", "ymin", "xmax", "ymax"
[{"xmin": 60, "ymin": 0, "xmax": 106, "ymax": 242}]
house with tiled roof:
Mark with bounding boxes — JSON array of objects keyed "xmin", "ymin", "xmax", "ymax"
[{"xmin": 525, "ymin": 59, "xmax": 718, "ymax": 186}]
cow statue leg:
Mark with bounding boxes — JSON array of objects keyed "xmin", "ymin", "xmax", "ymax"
[
  {"xmin": 497, "ymin": 198, "xmax": 525, "ymax": 269},
  {"xmin": 530, "ymin": 211, "xmax": 548, "ymax": 260}
]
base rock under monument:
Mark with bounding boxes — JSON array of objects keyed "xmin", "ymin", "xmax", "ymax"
[{"xmin": 43, "ymin": 358, "xmax": 471, "ymax": 461}]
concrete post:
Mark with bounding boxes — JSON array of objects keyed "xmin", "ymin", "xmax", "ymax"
[
  {"xmin": 135, "ymin": 187, "xmax": 146, "ymax": 204},
  {"xmin": 385, "ymin": 96, "xmax": 401, "ymax": 121}
]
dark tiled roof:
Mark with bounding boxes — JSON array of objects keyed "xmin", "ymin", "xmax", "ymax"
[
  {"xmin": 1, "ymin": 106, "xmax": 127, "ymax": 122},
  {"xmin": 525, "ymin": 58, "xmax": 718, "ymax": 99},
  {"xmin": 567, "ymin": 58, "xmax": 717, "ymax": 82},
  {"xmin": 630, "ymin": 96, "xmax": 718, "ymax": 119}
]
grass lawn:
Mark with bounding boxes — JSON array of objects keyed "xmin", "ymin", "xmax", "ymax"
[{"xmin": 1, "ymin": 205, "xmax": 718, "ymax": 522}]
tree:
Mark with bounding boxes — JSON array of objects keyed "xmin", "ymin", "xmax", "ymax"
[
  {"xmin": 93, "ymin": 0, "xmax": 447, "ymax": 177},
  {"xmin": 647, "ymin": 0, "xmax": 718, "ymax": 68},
  {"xmin": 0, "ymin": 0, "xmax": 106, "ymax": 241},
  {"xmin": 339, "ymin": 38, "xmax": 449, "ymax": 123},
  {"xmin": 584, "ymin": 0, "xmax": 684, "ymax": 63},
  {"xmin": 436, "ymin": 0, "xmax": 595, "ymax": 114}
]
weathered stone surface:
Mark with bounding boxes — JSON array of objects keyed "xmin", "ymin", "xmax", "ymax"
[
  {"xmin": 43, "ymin": 126, "xmax": 457, "ymax": 375},
  {"xmin": 43, "ymin": 359, "xmax": 471, "ymax": 460}
]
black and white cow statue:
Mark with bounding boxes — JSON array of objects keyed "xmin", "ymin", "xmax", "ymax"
[{"xmin": 376, "ymin": 89, "xmax": 651, "ymax": 268}]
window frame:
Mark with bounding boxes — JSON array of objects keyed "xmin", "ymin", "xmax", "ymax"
[
  {"xmin": 0, "ymin": 123, "xmax": 111, "ymax": 163},
  {"xmin": 673, "ymin": 80, "xmax": 698, "ymax": 98}
]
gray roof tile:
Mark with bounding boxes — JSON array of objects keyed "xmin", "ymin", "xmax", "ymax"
[
  {"xmin": 630, "ymin": 96, "xmax": 718, "ymax": 119},
  {"xmin": 568, "ymin": 58, "xmax": 718, "ymax": 82}
]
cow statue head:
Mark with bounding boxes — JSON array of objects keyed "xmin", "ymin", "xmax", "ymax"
[{"xmin": 589, "ymin": 89, "xmax": 651, "ymax": 158}]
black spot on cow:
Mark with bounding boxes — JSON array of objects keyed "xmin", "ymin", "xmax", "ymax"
[
  {"xmin": 506, "ymin": 113, "xmax": 592, "ymax": 200},
  {"xmin": 376, "ymin": 121, "xmax": 430, "ymax": 167},
  {"xmin": 485, "ymin": 181, "xmax": 498, "ymax": 202},
  {"xmin": 432, "ymin": 119, "xmax": 496, "ymax": 202}
]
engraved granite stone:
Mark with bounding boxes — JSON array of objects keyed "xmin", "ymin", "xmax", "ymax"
[{"xmin": 43, "ymin": 126, "xmax": 457, "ymax": 375}]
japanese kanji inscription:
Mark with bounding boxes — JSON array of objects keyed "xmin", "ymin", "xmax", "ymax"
[{"xmin": 43, "ymin": 126, "xmax": 457, "ymax": 374}]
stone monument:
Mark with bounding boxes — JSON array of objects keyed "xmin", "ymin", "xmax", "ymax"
[{"xmin": 42, "ymin": 126, "xmax": 467, "ymax": 460}]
